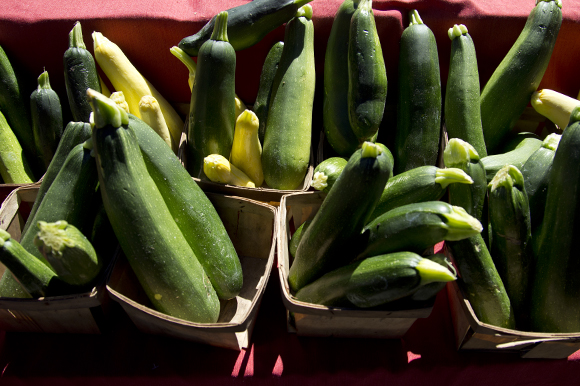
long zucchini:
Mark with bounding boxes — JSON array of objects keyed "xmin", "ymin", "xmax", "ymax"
[
  {"xmin": 0, "ymin": 111, "xmax": 35, "ymax": 184},
  {"xmin": 255, "ymin": 41, "xmax": 284, "ymax": 145}
]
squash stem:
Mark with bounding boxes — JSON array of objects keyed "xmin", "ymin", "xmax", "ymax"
[
  {"xmin": 296, "ymin": 4, "xmax": 313, "ymax": 19},
  {"xmin": 441, "ymin": 205, "xmax": 483, "ymax": 240},
  {"xmin": 210, "ymin": 11, "xmax": 229, "ymax": 42},
  {"xmin": 87, "ymin": 88, "xmax": 128, "ymax": 129},
  {"xmin": 416, "ymin": 258, "xmax": 457, "ymax": 286},
  {"xmin": 37, "ymin": 70, "xmax": 52, "ymax": 90},
  {"xmin": 434, "ymin": 167, "xmax": 474, "ymax": 189},
  {"xmin": 409, "ymin": 9, "xmax": 424, "ymax": 26},
  {"xmin": 69, "ymin": 21, "xmax": 87, "ymax": 50},
  {"xmin": 443, "ymin": 138, "xmax": 480, "ymax": 168}
]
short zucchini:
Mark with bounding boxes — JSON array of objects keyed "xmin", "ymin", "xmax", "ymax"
[{"xmin": 311, "ymin": 157, "xmax": 348, "ymax": 194}]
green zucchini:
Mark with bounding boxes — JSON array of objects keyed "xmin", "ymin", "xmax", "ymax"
[
  {"xmin": 289, "ymin": 142, "xmax": 393, "ymax": 292},
  {"xmin": 30, "ymin": 70, "xmax": 64, "ymax": 171},
  {"xmin": 262, "ymin": 5, "xmax": 315, "ymax": 190},
  {"xmin": 295, "ymin": 251, "xmax": 456, "ymax": 308},
  {"xmin": 395, "ymin": 9, "xmax": 442, "ymax": 174},
  {"xmin": 448, "ymin": 233, "xmax": 516, "ymax": 329},
  {"xmin": 289, "ymin": 218, "xmax": 312, "ymax": 259},
  {"xmin": 347, "ymin": 0, "xmax": 388, "ymax": 142},
  {"xmin": 90, "ymin": 90, "xmax": 220, "ymax": 323},
  {"xmin": 530, "ymin": 106, "xmax": 580, "ymax": 333},
  {"xmin": 480, "ymin": 136, "xmax": 543, "ymax": 183},
  {"xmin": 63, "ymin": 21, "xmax": 102, "ymax": 122},
  {"xmin": 187, "ymin": 11, "xmax": 236, "ymax": 179},
  {"xmin": 357, "ymin": 201, "xmax": 482, "ymax": 260},
  {"xmin": 22, "ymin": 121, "xmax": 92, "ymax": 236},
  {"xmin": 33, "ymin": 220, "xmax": 101, "ymax": 288},
  {"xmin": 178, "ymin": 0, "xmax": 313, "ymax": 56},
  {"xmin": 0, "ymin": 270, "xmax": 31, "ymax": 298},
  {"xmin": 311, "ymin": 157, "xmax": 348, "ymax": 193},
  {"xmin": 408, "ymin": 254, "xmax": 456, "ymax": 302},
  {"xmin": 521, "ymin": 133, "xmax": 560, "ymax": 231},
  {"xmin": 367, "ymin": 165, "xmax": 473, "ymax": 223},
  {"xmin": 129, "ymin": 113, "xmax": 243, "ymax": 301},
  {"xmin": 323, "ymin": 0, "xmax": 360, "ymax": 157},
  {"xmin": 480, "ymin": 0, "xmax": 562, "ymax": 154},
  {"xmin": 254, "ymin": 41, "xmax": 284, "ymax": 145},
  {"xmin": 444, "ymin": 24, "xmax": 487, "ymax": 158},
  {"xmin": 0, "ymin": 110, "xmax": 35, "ymax": 184}
]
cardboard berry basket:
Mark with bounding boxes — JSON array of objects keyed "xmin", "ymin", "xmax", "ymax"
[
  {"xmin": 106, "ymin": 192, "xmax": 277, "ymax": 351},
  {"xmin": 0, "ymin": 184, "xmax": 114, "ymax": 334},
  {"xmin": 277, "ymin": 191, "xmax": 434, "ymax": 338}
]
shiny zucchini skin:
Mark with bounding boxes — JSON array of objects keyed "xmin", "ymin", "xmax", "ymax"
[
  {"xmin": 311, "ymin": 156, "xmax": 348, "ymax": 194},
  {"xmin": 395, "ymin": 9, "xmax": 442, "ymax": 174},
  {"xmin": 347, "ymin": 0, "xmax": 388, "ymax": 142},
  {"xmin": 187, "ymin": 11, "xmax": 236, "ymax": 179},
  {"xmin": 323, "ymin": 0, "xmax": 360, "ymax": 157},
  {"xmin": 130, "ymin": 114, "xmax": 243, "ymax": 301},
  {"xmin": 480, "ymin": 0, "xmax": 562, "ymax": 154},
  {"xmin": 262, "ymin": 6, "xmax": 315, "ymax": 190},
  {"xmin": 480, "ymin": 136, "xmax": 543, "ymax": 183},
  {"xmin": 288, "ymin": 142, "xmax": 393, "ymax": 292},
  {"xmin": 178, "ymin": 0, "xmax": 313, "ymax": 56},
  {"xmin": 530, "ymin": 107, "xmax": 580, "ymax": 333}
]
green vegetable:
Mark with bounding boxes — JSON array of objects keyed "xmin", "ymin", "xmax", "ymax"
[
  {"xmin": 311, "ymin": 157, "xmax": 348, "ymax": 193},
  {"xmin": 480, "ymin": 136, "xmax": 543, "ymax": 183},
  {"xmin": 0, "ymin": 110, "xmax": 35, "ymax": 184}
]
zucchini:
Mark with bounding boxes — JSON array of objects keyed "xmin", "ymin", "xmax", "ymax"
[
  {"xmin": 178, "ymin": 0, "xmax": 313, "ymax": 56},
  {"xmin": 357, "ymin": 201, "xmax": 482, "ymax": 261},
  {"xmin": 480, "ymin": 136, "xmax": 543, "ymax": 183},
  {"xmin": 530, "ymin": 106, "xmax": 580, "ymax": 333},
  {"xmin": 230, "ymin": 109, "xmax": 264, "ymax": 187},
  {"xmin": 289, "ymin": 218, "xmax": 312, "ymax": 259},
  {"xmin": 444, "ymin": 24, "xmax": 487, "ymax": 158},
  {"xmin": 30, "ymin": 70, "xmax": 64, "ymax": 171},
  {"xmin": 323, "ymin": 0, "xmax": 360, "ymax": 157},
  {"xmin": 262, "ymin": 5, "xmax": 315, "ymax": 190},
  {"xmin": 187, "ymin": 11, "xmax": 236, "ymax": 179},
  {"xmin": 129, "ymin": 113, "xmax": 243, "ymax": 300},
  {"xmin": 254, "ymin": 41, "xmax": 284, "ymax": 145},
  {"xmin": 407, "ymin": 254, "xmax": 456, "ymax": 302},
  {"xmin": 0, "ymin": 110, "xmax": 35, "ymax": 184},
  {"xmin": 488, "ymin": 165, "xmax": 532, "ymax": 328},
  {"xmin": 294, "ymin": 251, "xmax": 456, "ymax": 308},
  {"xmin": 395, "ymin": 9, "xmax": 442, "ymax": 174},
  {"xmin": 531, "ymin": 89, "xmax": 580, "ymax": 130},
  {"xmin": 347, "ymin": 0, "xmax": 388, "ymax": 142},
  {"xmin": 289, "ymin": 142, "xmax": 393, "ymax": 292},
  {"xmin": 63, "ymin": 21, "xmax": 101, "ymax": 122},
  {"xmin": 367, "ymin": 165, "xmax": 473, "ymax": 223},
  {"xmin": 90, "ymin": 89, "xmax": 220, "ymax": 322},
  {"xmin": 311, "ymin": 157, "xmax": 348, "ymax": 193},
  {"xmin": 480, "ymin": 0, "xmax": 562, "ymax": 154}
]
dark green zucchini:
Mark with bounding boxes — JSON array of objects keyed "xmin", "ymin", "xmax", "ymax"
[
  {"xmin": 187, "ymin": 11, "xmax": 237, "ymax": 179},
  {"xmin": 178, "ymin": 0, "xmax": 313, "ymax": 56},
  {"xmin": 262, "ymin": 5, "xmax": 315, "ymax": 190},
  {"xmin": 311, "ymin": 157, "xmax": 348, "ymax": 193},
  {"xmin": 444, "ymin": 24, "xmax": 487, "ymax": 158},
  {"xmin": 480, "ymin": 136, "xmax": 543, "ymax": 183},
  {"xmin": 323, "ymin": 0, "xmax": 360, "ymax": 157},
  {"xmin": 347, "ymin": 0, "xmax": 388, "ymax": 142},
  {"xmin": 289, "ymin": 218, "xmax": 312, "ymax": 259},
  {"xmin": 488, "ymin": 165, "xmax": 532, "ymax": 329},
  {"xmin": 395, "ymin": 9, "xmax": 442, "ymax": 174},
  {"xmin": 63, "ymin": 21, "xmax": 101, "ymax": 122},
  {"xmin": 530, "ymin": 106, "xmax": 580, "ymax": 333},
  {"xmin": 480, "ymin": 0, "xmax": 562, "ymax": 154},
  {"xmin": 294, "ymin": 251, "xmax": 456, "ymax": 308},
  {"xmin": 288, "ymin": 142, "xmax": 393, "ymax": 292}
]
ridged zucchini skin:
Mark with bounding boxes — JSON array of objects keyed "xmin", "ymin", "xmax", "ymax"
[
  {"xmin": 323, "ymin": 0, "xmax": 360, "ymax": 157},
  {"xmin": 22, "ymin": 121, "xmax": 92, "ymax": 235},
  {"xmin": 93, "ymin": 112, "xmax": 220, "ymax": 323},
  {"xmin": 311, "ymin": 157, "xmax": 348, "ymax": 193},
  {"xmin": 262, "ymin": 6, "xmax": 315, "ymax": 190},
  {"xmin": 254, "ymin": 41, "xmax": 284, "ymax": 145},
  {"xmin": 0, "ymin": 111, "xmax": 35, "ymax": 184},
  {"xmin": 444, "ymin": 24, "xmax": 487, "ymax": 158},
  {"xmin": 395, "ymin": 9, "xmax": 442, "ymax": 174},
  {"xmin": 347, "ymin": 0, "xmax": 388, "ymax": 142},
  {"xmin": 63, "ymin": 21, "xmax": 101, "ymax": 122},
  {"xmin": 289, "ymin": 142, "xmax": 393, "ymax": 292},
  {"xmin": 129, "ymin": 114, "xmax": 243, "ymax": 301},
  {"xmin": 480, "ymin": 136, "xmax": 543, "ymax": 183},
  {"xmin": 488, "ymin": 165, "xmax": 532, "ymax": 329},
  {"xmin": 178, "ymin": 0, "xmax": 313, "ymax": 56},
  {"xmin": 448, "ymin": 234, "xmax": 516, "ymax": 329},
  {"xmin": 480, "ymin": 0, "xmax": 562, "ymax": 154},
  {"xmin": 187, "ymin": 11, "xmax": 236, "ymax": 179},
  {"xmin": 530, "ymin": 107, "xmax": 580, "ymax": 333}
]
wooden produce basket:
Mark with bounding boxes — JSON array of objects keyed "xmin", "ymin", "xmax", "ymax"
[
  {"xmin": 0, "ymin": 185, "xmax": 113, "ymax": 334},
  {"xmin": 278, "ymin": 191, "xmax": 434, "ymax": 338},
  {"xmin": 106, "ymin": 192, "xmax": 277, "ymax": 351}
]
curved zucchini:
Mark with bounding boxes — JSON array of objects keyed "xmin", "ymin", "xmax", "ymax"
[
  {"xmin": 255, "ymin": 41, "xmax": 284, "ymax": 145},
  {"xmin": 311, "ymin": 157, "xmax": 348, "ymax": 193},
  {"xmin": 262, "ymin": 5, "xmax": 315, "ymax": 190},
  {"xmin": 445, "ymin": 24, "xmax": 486, "ymax": 157},
  {"xmin": 480, "ymin": 136, "xmax": 543, "ymax": 183},
  {"xmin": 347, "ymin": 0, "xmax": 388, "ymax": 142},
  {"xmin": 395, "ymin": 9, "xmax": 442, "ymax": 174},
  {"xmin": 187, "ymin": 11, "xmax": 237, "ymax": 179},
  {"xmin": 289, "ymin": 142, "xmax": 393, "ymax": 292},
  {"xmin": 178, "ymin": 0, "xmax": 312, "ymax": 56},
  {"xmin": 480, "ymin": 0, "xmax": 562, "ymax": 154},
  {"xmin": 0, "ymin": 111, "xmax": 35, "ymax": 184}
]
